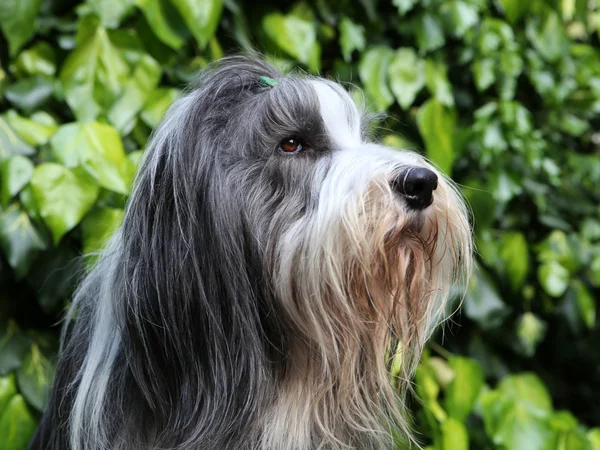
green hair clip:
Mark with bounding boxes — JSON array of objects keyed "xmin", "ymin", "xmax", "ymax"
[{"xmin": 259, "ymin": 76, "xmax": 278, "ymax": 87}]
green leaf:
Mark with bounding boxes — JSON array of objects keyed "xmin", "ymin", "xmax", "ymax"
[
  {"xmin": 60, "ymin": 17, "xmax": 130, "ymax": 121},
  {"xmin": 493, "ymin": 402, "xmax": 552, "ymax": 450},
  {"xmin": 445, "ymin": 357, "xmax": 484, "ymax": 422},
  {"xmin": 136, "ymin": 0, "xmax": 187, "ymax": 49},
  {"xmin": 263, "ymin": 13, "xmax": 318, "ymax": 67},
  {"xmin": 0, "ymin": 394, "xmax": 37, "ymax": 450},
  {"xmin": 481, "ymin": 375, "xmax": 554, "ymax": 450},
  {"xmin": 16, "ymin": 343, "xmax": 55, "ymax": 411},
  {"xmin": 417, "ymin": 99, "xmax": 456, "ymax": 174},
  {"xmin": 339, "ymin": 17, "xmax": 365, "ymax": 63},
  {"xmin": 498, "ymin": 373, "xmax": 553, "ymax": 413},
  {"xmin": 538, "ymin": 261, "xmax": 570, "ymax": 297},
  {"xmin": 359, "ymin": 46, "xmax": 394, "ymax": 112},
  {"xmin": 473, "ymin": 58, "xmax": 496, "ymax": 91},
  {"xmin": 82, "ymin": 207, "xmax": 125, "ymax": 255},
  {"xmin": 441, "ymin": 418, "xmax": 469, "ymax": 450},
  {"xmin": 516, "ymin": 312, "xmax": 547, "ymax": 357},
  {"xmin": 4, "ymin": 110, "xmax": 58, "ymax": 147},
  {"xmin": 15, "ymin": 42, "xmax": 56, "ymax": 77},
  {"xmin": 171, "ymin": 0, "xmax": 223, "ymax": 48},
  {"xmin": 392, "ymin": 0, "xmax": 417, "ymax": 15},
  {"xmin": 464, "ymin": 268, "xmax": 509, "ymax": 330},
  {"xmin": 140, "ymin": 88, "xmax": 179, "ymax": 128},
  {"xmin": 108, "ymin": 54, "xmax": 162, "ymax": 134},
  {"xmin": 388, "ymin": 48, "xmax": 426, "ymax": 110},
  {"xmin": 571, "ymin": 280, "xmax": 596, "ymax": 329},
  {"xmin": 499, "ymin": 231, "xmax": 529, "ymax": 291},
  {"xmin": 589, "ymin": 429, "xmax": 600, "ymax": 450},
  {"xmin": 0, "ymin": 155, "xmax": 34, "ymax": 207},
  {"xmin": 0, "ymin": 0, "xmax": 43, "ymax": 56},
  {"xmin": 4, "ymin": 75, "xmax": 54, "ymax": 114},
  {"xmin": 30, "ymin": 163, "xmax": 99, "ymax": 245},
  {"xmin": 0, "ymin": 204, "xmax": 46, "ymax": 278},
  {"xmin": 416, "ymin": 14, "xmax": 445, "ymax": 53},
  {"xmin": 498, "ymin": 0, "xmax": 530, "ymax": 24},
  {"xmin": 445, "ymin": 1, "xmax": 479, "ymax": 38},
  {"xmin": 425, "ymin": 59, "xmax": 454, "ymax": 106},
  {"xmin": 0, "ymin": 375, "xmax": 17, "ymax": 415},
  {"xmin": 0, "ymin": 322, "xmax": 31, "ymax": 376},
  {"xmin": 50, "ymin": 121, "xmax": 135, "ymax": 195},
  {"xmin": 526, "ymin": 13, "xmax": 570, "ymax": 63},
  {"xmin": 85, "ymin": 0, "xmax": 136, "ymax": 28}
]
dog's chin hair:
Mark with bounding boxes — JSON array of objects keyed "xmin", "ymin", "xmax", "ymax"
[
  {"xmin": 269, "ymin": 167, "xmax": 471, "ymax": 449},
  {"xmin": 31, "ymin": 56, "xmax": 472, "ymax": 450}
]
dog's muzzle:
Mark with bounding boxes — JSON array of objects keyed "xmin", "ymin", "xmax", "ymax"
[{"xmin": 391, "ymin": 167, "xmax": 438, "ymax": 210}]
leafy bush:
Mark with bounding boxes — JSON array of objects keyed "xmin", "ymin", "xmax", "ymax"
[{"xmin": 0, "ymin": 0, "xmax": 599, "ymax": 448}]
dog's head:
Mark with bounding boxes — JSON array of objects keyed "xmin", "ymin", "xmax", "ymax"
[{"xmin": 68, "ymin": 56, "xmax": 472, "ymax": 449}]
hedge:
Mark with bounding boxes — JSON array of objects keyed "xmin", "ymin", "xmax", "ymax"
[{"xmin": 0, "ymin": 0, "xmax": 599, "ymax": 449}]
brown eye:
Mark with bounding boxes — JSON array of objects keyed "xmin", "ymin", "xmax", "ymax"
[{"xmin": 279, "ymin": 137, "xmax": 303, "ymax": 154}]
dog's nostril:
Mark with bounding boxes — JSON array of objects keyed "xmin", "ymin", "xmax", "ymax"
[{"xmin": 392, "ymin": 167, "xmax": 438, "ymax": 210}]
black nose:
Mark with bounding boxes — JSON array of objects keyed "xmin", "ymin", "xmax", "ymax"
[{"xmin": 391, "ymin": 167, "xmax": 438, "ymax": 210}]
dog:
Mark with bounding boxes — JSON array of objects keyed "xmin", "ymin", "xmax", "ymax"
[{"xmin": 30, "ymin": 56, "xmax": 472, "ymax": 450}]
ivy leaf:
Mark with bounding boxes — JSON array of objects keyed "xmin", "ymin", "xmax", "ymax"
[
  {"xmin": 516, "ymin": 312, "xmax": 547, "ymax": 357},
  {"xmin": 538, "ymin": 261, "xmax": 570, "ymax": 297},
  {"xmin": 393, "ymin": 0, "xmax": 417, "ymax": 16},
  {"xmin": 82, "ymin": 207, "xmax": 125, "ymax": 256},
  {"xmin": 263, "ymin": 13, "xmax": 318, "ymax": 68},
  {"xmin": 50, "ymin": 121, "xmax": 135, "ymax": 195},
  {"xmin": 171, "ymin": 0, "xmax": 223, "ymax": 48},
  {"xmin": 60, "ymin": 16, "xmax": 130, "ymax": 121},
  {"xmin": 0, "ymin": 155, "xmax": 34, "ymax": 207},
  {"xmin": 16, "ymin": 343, "xmax": 56, "ymax": 411},
  {"xmin": 108, "ymin": 55, "xmax": 162, "ymax": 134},
  {"xmin": 0, "ymin": 118, "xmax": 35, "ymax": 160},
  {"xmin": 481, "ymin": 374, "xmax": 553, "ymax": 450},
  {"xmin": 526, "ymin": 12, "xmax": 569, "ymax": 63},
  {"xmin": 417, "ymin": 99, "xmax": 456, "ymax": 174},
  {"xmin": 0, "ymin": 394, "xmax": 37, "ymax": 450},
  {"xmin": 0, "ymin": 204, "xmax": 46, "ymax": 278},
  {"xmin": 464, "ymin": 268, "xmax": 509, "ymax": 330},
  {"xmin": 0, "ymin": 0, "xmax": 43, "ymax": 56},
  {"xmin": 0, "ymin": 322, "xmax": 31, "ymax": 376},
  {"xmin": 15, "ymin": 42, "xmax": 56, "ymax": 77},
  {"xmin": 4, "ymin": 75, "xmax": 54, "ymax": 114},
  {"xmin": 425, "ymin": 59, "xmax": 454, "ymax": 106},
  {"xmin": 499, "ymin": 0, "xmax": 530, "ymax": 24},
  {"xmin": 359, "ymin": 46, "xmax": 394, "ymax": 112},
  {"xmin": 499, "ymin": 231, "xmax": 529, "ymax": 291},
  {"xmin": 388, "ymin": 48, "xmax": 426, "ymax": 110},
  {"xmin": 499, "ymin": 373, "xmax": 553, "ymax": 412},
  {"xmin": 339, "ymin": 17, "xmax": 365, "ymax": 63},
  {"xmin": 30, "ymin": 163, "xmax": 99, "ymax": 245},
  {"xmin": 85, "ymin": 0, "xmax": 136, "ymax": 28},
  {"xmin": 416, "ymin": 14, "xmax": 445, "ymax": 53},
  {"xmin": 136, "ymin": 0, "xmax": 187, "ymax": 49},
  {"xmin": 445, "ymin": 1, "xmax": 478, "ymax": 38},
  {"xmin": 473, "ymin": 58, "xmax": 496, "ymax": 91},
  {"xmin": 0, "ymin": 374, "xmax": 17, "ymax": 415},
  {"xmin": 441, "ymin": 418, "xmax": 469, "ymax": 450},
  {"xmin": 445, "ymin": 357, "xmax": 484, "ymax": 422},
  {"xmin": 571, "ymin": 280, "xmax": 596, "ymax": 329},
  {"xmin": 4, "ymin": 110, "xmax": 58, "ymax": 147},
  {"xmin": 140, "ymin": 88, "xmax": 179, "ymax": 128}
]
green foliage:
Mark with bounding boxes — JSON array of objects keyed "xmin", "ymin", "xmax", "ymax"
[{"xmin": 0, "ymin": 0, "xmax": 599, "ymax": 448}]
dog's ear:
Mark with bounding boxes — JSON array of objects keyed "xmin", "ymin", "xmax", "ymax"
[{"xmin": 38, "ymin": 57, "xmax": 286, "ymax": 450}]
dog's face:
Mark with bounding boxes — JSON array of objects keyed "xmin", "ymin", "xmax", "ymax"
[{"xmin": 178, "ymin": 66, "xmax": 472, "ymax": 377}]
